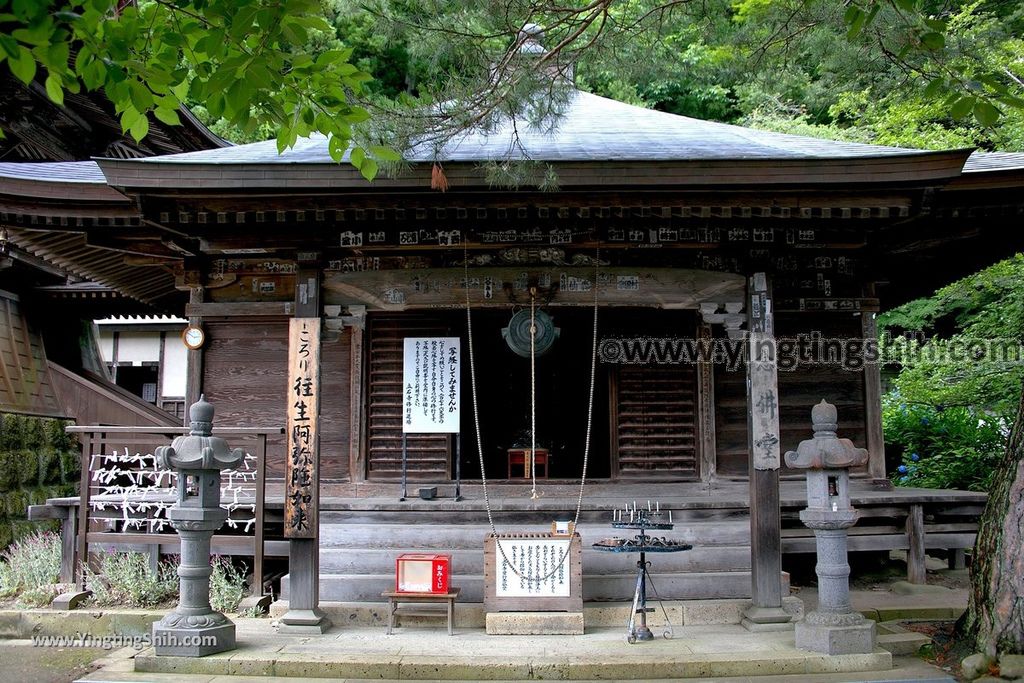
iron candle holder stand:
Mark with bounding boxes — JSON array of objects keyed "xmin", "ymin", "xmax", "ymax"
[{"xmin": 594, "ymin": 506, "xmax": 692, "ymax": 644}]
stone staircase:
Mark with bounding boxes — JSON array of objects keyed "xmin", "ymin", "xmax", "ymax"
[{"xmin": 280, "ymin": 503, "xmax": 788, "ymax": 603}]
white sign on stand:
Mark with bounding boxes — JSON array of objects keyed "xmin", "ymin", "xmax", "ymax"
[{"xmin": 402, "ymin": 337, "xmax": 460, "ymax": 434}]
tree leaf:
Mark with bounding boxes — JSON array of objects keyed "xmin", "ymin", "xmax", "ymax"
[
  {"xmin": 129, "ymin": 114, "xmax": 149, "ymax": 142},
  {"xmin": 350, "ymin": 146, "xmax": 365, "ymax": 169},
  {"xmin": 153, "ymin": 106, "xmax": 180, "ymax": 126},
  {"xmin": 950, "ymin": 96, "xmax": 974, "ymax": 121},
  {"xmin": 8, "ymin": 45, "xmax": 36, "ymax": 84},
  {"xmin": 44, "ymin": 73, "xmax": 64, "ymax": 106},
  {"xmin": 359, "ymin": 158, "xmax": 378, "ymax": 181},
  {"xmin": 973, "ymin": 101, "xmax": 1000, "ymax": 127},
  {"xmin": 920, "ymin": 32, "xmax": 945, "ymax": 51}
]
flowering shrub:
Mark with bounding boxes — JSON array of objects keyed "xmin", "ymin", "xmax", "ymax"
[
  {"xmin": 209, "ymin": 557, "xmax": 248, "ymax": 613},
  {"xmin": 0, "ymin": 531, "xmax": 61, "ymax": 605},
  {"xmin": 85, "ymin": 552, "xmax": 177, "ymax": 608},
  {"xmin": 883, "ymin": 394, "xmax": 1005, "ymax": 492}
]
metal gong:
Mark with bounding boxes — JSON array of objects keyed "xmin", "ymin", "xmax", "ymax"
[{"xmin": 502, "ymin": 308, "xmax": 560, "ymax": 357}]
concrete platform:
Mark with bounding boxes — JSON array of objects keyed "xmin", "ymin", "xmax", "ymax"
[{"xmin": 106, "ymin": 620, "xmax": 895, "ymax": 681}]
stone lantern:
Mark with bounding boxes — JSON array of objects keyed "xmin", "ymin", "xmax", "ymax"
[
  {"xmin": 152, "ymin": 395, "xmax": 245, "ymax": 656},
  {"xmin": 784, "ymin": 400, "xmax": 876, "ymax": 655}
]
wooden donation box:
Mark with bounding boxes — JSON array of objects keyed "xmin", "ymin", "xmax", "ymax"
[
  {"xmin": 507, "ymin": 447, "xmax": 549, "ymax": 479},
  {"xmin": 395, "ymin": 553, "xmax": 451, "ymax": 594},
  {"xmin": 484, "ymin": 533, "xmax": 582, "ymax": 612}
]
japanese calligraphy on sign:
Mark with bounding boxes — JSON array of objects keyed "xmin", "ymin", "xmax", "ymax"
[
  {"xmin": 402, "ymin": 337, "xmax": 460, "ymax": 434},
  {"xmin": 285, "ymin": 317, "xmax": 320, "ymax": 538},
  {"xmin": 748, "ymin": 276, "xmax": 781, "ymax": 471},
  {"xmin": 495, "ymin": 539, "xmax": 571, "ymax": 597}
]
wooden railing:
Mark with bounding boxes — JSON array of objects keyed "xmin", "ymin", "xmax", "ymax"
[{"xmin": 30, "ymin": 425, "xmax": 283, "ymax": 596}]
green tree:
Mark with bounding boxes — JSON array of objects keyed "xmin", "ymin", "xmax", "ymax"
[
  {"xmin": 880, "ymin": 256, "xmax": 1024, "ymax": 653},
  {"xmin": 0, "ymin": 0, "xmax": 395, "ymax": 178}
]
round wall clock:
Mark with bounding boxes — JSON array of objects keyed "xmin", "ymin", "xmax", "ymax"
[{"xmin": 182, "ymin": 325, "xmax": 206, "ymax": 350}]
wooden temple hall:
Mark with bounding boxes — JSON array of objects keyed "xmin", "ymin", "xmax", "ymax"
[{"xmin": 3, "ymin": 73, "xmax": 1024, "ymax": 625}]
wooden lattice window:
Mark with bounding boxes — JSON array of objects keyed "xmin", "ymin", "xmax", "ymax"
[
  {"xmin": 612, "ymin": 365, "xmax": 698, "ymax": 479},
  {"xmin": 364, "ymin": 314, "xmax": 452, "ymax": 480}
]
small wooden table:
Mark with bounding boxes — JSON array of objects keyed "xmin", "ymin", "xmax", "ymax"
[
  {"xmin": 507, "ymin": 447, "xmax": 548, "ymax": 479},
  {"xmin": 382, "ymin": 588, "xmax": 460, "ymax": 635}
]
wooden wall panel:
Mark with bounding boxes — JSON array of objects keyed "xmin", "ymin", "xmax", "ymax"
[
  {"xmin": 202, "ymin": 318, "xmax": 352, "ymax": 481},
  {"xmin": 715, "ymin": 313, "xmax": 869, "ymax": 478}
]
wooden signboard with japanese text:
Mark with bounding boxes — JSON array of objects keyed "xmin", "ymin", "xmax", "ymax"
[
  {"xmin": 483, "ymin": 533, "xmax": 583, "ymax": 613},
  {"xmin": 285, "ymin": 317, "xmax": 320, "ymax": 538}
]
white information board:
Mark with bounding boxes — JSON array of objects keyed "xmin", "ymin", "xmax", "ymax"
[
  {"xmin": 495, "ymin": 538, "xmax": 572, "ymax": 597},
  {"xmin": 402, "ymin": 337, "xmax": 460, "ymax": 434}
]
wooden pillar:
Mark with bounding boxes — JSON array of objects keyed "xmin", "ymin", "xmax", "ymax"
[
  {"xmin": 184, "ymin": 284, "xmax": 204, "ymax": 423},
  {"xmin": 696, "ymin": 318, "xmax": 717, "ymax": 484},
  {"xmin": 741, "ymin": 273, "xmax": 791, "ymax": 630},
  {"xmin": 347, "ymin": 306, "xmax": 367, "ymax": 483},
  {"xmin": 906, "ymin": 504, "xmax": 927, "ymax": 584},
  {"xmin": 279, "ymin": 254, "xmax": 331, "ymax": 634},
  {"xmin": 861, "ymin": 310, "xmax": 887, "ymax": 482}
]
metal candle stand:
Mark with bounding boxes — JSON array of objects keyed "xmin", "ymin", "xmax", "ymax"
[{"xmin": 593, "ymin": 501, "xmax": 692, "ymax": 643}]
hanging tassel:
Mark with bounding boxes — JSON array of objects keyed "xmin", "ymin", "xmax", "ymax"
[{"xmin": 431, "ymin": 162, "xmax": 449, "ymax": 192}]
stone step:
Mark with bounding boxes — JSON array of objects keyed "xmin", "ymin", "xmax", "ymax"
[
  {"xmin": 318, "ymin": 546, "xmax": 752, "ymax": 573},
  {"xmin": 317, "ymin": 521, "xmax": 751, "ymax": 549},
  {"xmin": 281, "ymin": 570, "xmax": 788, "ymax": 602}
]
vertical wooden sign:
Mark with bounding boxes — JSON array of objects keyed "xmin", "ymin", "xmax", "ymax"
[
  {"xmin": 747, "ymin": 273, "xmax": 781, "ymax": 471},
  {"xmin": 285, "ymin": 317, "xmax": 320, "ymax": 538}
]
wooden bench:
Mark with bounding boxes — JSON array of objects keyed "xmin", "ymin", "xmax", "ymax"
[{"xmin": 382, "ymin": 588, "xmax": 460, "ymax": 635}]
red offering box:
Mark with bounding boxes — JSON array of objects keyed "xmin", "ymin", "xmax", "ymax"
[{"xmin": 395, "ymin": 553, "xmax": 451, "ymax": 593}]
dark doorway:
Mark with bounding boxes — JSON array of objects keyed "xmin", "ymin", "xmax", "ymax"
[{"xmin": 457, "ymin": 307, "xmax": 611, "ymax": 480}]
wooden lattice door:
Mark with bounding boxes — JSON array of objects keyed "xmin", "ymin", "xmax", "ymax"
[
  {"xmin": 365, "ymin": 314, "xmax": 452, "ymax": 480},
  {"xmin": 611, "ymin": 365, "xmax": 699, "ymax": 479}
]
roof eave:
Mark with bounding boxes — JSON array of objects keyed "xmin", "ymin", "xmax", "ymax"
[{"xmin": 96, "ymin": 149, "xmax": 973, "ymax": 193}]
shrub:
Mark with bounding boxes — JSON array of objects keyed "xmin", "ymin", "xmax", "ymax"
[
  {"xmin": 85, "ymin": 552, "xmax": 177, "ymax": 608},
  {"xmin": 209, "ymin": 557, "xmax": 248, "ymax": 613},
  {"xmin": 0, "ymin": 531, "xmax": 61, "ymax": 598},
  {"xmin": 883, "ymin": 396, "xmax": 1006, "ymax": 492}
]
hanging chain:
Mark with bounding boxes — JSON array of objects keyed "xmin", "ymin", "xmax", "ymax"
[{"xmin": 463, "ymin": 237, "xmax": 600, "ymax": 583}]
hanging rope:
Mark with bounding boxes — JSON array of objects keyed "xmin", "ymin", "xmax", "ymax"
[
  {"xmin": 463, "ymin": 236, "xmax": 600, "ymax": 583},
  {"xmin": 529, "ymin": 288, "xmax": 538, "ymax": 500}
]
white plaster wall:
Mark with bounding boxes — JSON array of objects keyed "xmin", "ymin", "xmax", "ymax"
[
  {"xmin": 98, "ymin": 333, "xmax": 114, "ymax": 363},
  {"xmin": 162, "ymin": 337, "xmax": 188, "ymax": 397},
  {"xmin": 115, "ymin": 332, "xmax": 162, "ymax": 364}
]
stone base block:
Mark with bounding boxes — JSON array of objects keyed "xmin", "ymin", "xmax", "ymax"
[
  {"xmin": 277, "ymin": 608, "xmax": 332, "ymax": 635},
  {"xmin": 796, "ymin": 619, "xmax": 876, "ymax": 655},
  {"xmin": 486, "ymin": 611, "xmax": 584, "ymax": 635},
  {"xmin": 153, "ymin": 621, "xmax": 235, "ymax": 657}
]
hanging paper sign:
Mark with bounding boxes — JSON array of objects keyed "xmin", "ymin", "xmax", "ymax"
[
  {"xmin": 402, "ymin": 337, "xmax": 460, "ymax": 433},
  {"xmin": 285, "ymin": 317, "xmax": 320, "ymax": 538}
]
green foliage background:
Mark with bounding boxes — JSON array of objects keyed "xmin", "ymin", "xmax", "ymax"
[
  {"xmin": 879, "ymin": 255, "xmax": 1024, "ymax": 490},
  {"xmin": 0, "ymin": 414, "xmax": 79, "ymax": 551}
]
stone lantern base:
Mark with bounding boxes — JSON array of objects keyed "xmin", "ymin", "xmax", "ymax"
[
  {"xmin": 796, "ymin": 613, "xmax": 876, "ymax": 655},
  {"xmin": 153, "ymin": 613, "xmax": 236, "ymax": 657}
]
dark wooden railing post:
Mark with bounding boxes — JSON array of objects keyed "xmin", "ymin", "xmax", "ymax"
[
  {"xmin": 253, "ymin": 433, "xmax": 267, "ymax": 597},
  {"xmin": 906, "ymin": 504, "xmax": 927, "ymax": 584},
  {"xmin": 75, "ymin": 431, "xmax": 94, "ymax": 589}
]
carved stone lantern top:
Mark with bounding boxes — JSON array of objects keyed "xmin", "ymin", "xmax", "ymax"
[
  {"xmin": 156, "ymin": 395, "xmax": 245, "ymax": 473},
  {"xmin": 783, "ymin": 400, "xmax": 868, "ymax": 471}
]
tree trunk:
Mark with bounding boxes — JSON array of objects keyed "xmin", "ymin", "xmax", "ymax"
[{"xmin": 960, "ymin": 383, "xmax": 1024, "ymax": 655}]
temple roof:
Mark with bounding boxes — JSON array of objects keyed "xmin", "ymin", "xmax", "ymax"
[{"xmin": 120, "ymin": 90, "xmax": 957, "ymax": 165}]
